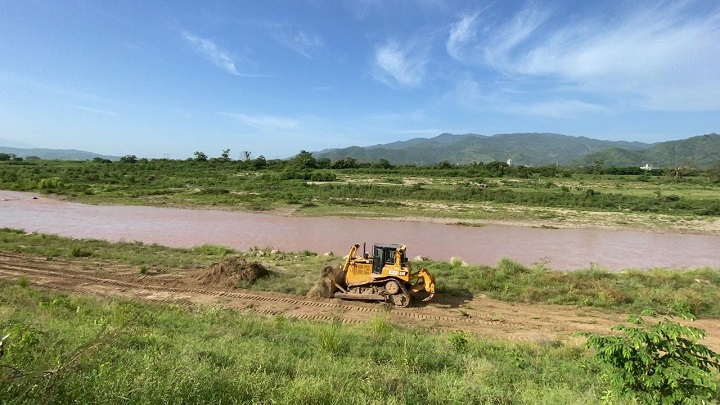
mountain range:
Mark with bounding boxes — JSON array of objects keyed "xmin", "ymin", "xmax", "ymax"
[
  {"xmin": 3, "ymin": 132, "xmax": 718, "ymax": 168},
  {"xmin": 0, "ymin": 146, "xmax": 120, "ymax": 161},
  {"xmin": 314, "ymin": 133, "xmax": 720, "ymax": 168}
]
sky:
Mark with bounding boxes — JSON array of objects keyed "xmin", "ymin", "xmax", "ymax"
[{"xmin": 1, "ymin": 0, "xmax": 719, "ymax": 159}]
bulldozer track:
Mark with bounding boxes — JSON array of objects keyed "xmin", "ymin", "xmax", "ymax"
[
  {"xmin": 0, "ymin": 252, "xmax": 521, "ymax": 328},
  {"xmin": 9, "ymin": 251, "xmax": 720, "ymax": 349}
]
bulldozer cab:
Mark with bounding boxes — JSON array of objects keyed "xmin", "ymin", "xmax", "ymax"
[{"xmin": 372, "ymin": 244, "xmax": 406, "ymax": 274}]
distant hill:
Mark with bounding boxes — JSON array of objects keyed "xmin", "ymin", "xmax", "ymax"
[
  {"xmin": 573, "ymin": 134, "xmax": 720, "ymax": 169},
  {"xmin": 0, "ymin": 138, "xmax": 35, "ymax": 148},
  {"xmin": 0, "ymin": 146, "xmax": 120, "ymax": 161},
  {"xmin": 315, "ymin": 133, "xmax": 654, "ymax": 167}
]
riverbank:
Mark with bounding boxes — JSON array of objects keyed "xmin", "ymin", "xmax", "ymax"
[
  {"xmin": 283, "ymin": 202, "xmax": 720, "ymax": 235},
  {"xmin": 19, "ymin": 189, "xmax": 719, "ymax": 236}
]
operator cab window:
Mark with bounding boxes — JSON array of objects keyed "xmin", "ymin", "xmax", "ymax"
[
  {"xmin": 385, "ymin": 249, "xmax": 394, "ymax": 264},
  {"xmin": 372, "ymin": 247, "xmax": 384, "ymax": 274}
]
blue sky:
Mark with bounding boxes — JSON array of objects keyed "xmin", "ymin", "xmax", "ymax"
[{"xmin": 1, "ymin": 0, "xmax": 718, "ymax": 159}]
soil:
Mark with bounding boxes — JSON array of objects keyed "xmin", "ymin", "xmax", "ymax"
[
  {"xmin": 306, "ymin": 265, "xmax": 343, "ymax": 299},
  {"xmin": 193, "ymin": 257, "xmax": 269, "ymax": 287},
  {"xmin": 4, "ymin": 251, "xmax": 720, "ymax": 351}
]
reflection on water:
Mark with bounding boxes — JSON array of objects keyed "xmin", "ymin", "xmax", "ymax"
[{"xmin": 1, "ymin": 191, "xmax": 719, "ymax": 271}]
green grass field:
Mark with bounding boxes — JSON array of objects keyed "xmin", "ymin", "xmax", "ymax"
[{"xmin": 0, "ymin": 281, "xmax": 638, "ymax": 404}]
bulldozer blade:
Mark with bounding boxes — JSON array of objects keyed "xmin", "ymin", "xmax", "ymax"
[{"xmin": 421, "ymin": 293, "xmax": 435, "ymax": 302}]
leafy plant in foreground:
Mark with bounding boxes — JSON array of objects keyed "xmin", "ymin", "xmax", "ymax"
[{"xmin": 579, "ymin": 312, "xmax": 720, "ymax": 404}]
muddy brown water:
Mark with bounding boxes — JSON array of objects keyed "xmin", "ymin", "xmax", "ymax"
[{"xmin": 1, "ymin": 190, "xmax": 719, "ymax": 271}]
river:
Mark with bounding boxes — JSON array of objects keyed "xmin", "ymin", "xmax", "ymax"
[{"xmin": 1, "ymin": 190, "xmax": 718, "ymax": 271}]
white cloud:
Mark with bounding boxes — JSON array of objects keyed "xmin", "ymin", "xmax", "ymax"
[
  {"xmin": 69, "ymin": 105, "xmax": 121, "ymax": 117},
  {"xmin": 218, "ymin": 112, "xmax": 299, "ymax": 131},
  {"xmin": 372, "ymin": 40, "xmax": 428, "ymax": 88},
  {"xmin": 501, "ymin": 100, "xmax": 609, "ymax": 119},
  {"xmin": 447, "ymin": 5, "xmax": 549, "ymax": 67},
  {"xmin": 281, "ymin": 30, "xmax": 324, "ymax": 58},
  {"xmin": 442, "ymin": 73, "xmax": 610, "ymax": 119},
  {"xmin": 446, "ymin": 13, "xmax": 478, "ymax": 62},
  {"xmin": 182, "ymin": 32, "xmax": 247, "ymax": 76},
  {"xmin": 446, "ymin": 1, "xmax": 720, "ymax": 111}
]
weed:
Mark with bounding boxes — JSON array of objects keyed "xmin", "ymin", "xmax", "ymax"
[
  {"xmin": 320, "ymin": 322, "xmax": 345, "ymax": 355},
  {"xmin": 449, "ymin": 330, "xmax": 469, "ymax": 353},
  {"xmin": 366, "ymin": 315, "xmax": 393, "ymax": 338},
  {"xmin": 70, "ymin": 246, "xmax": 92, "ymax": 258}
]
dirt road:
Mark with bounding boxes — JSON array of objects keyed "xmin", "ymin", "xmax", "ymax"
[{"xmin": 3, "ymin": 251, "xmax": 720, "ymax": 350}]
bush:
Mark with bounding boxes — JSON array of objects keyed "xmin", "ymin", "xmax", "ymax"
[
  {"xmin": 308, "ymin": 171, "xmax": 336, "ymax": 182},
  {"xmin": 579, "ymin": 313, "xmax": 720, "ymax": 404},
  {"xmin": 70, "ymin": 246, "xmax": 92, "ymax": 258}
]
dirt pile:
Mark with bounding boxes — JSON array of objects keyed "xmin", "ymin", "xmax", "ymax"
[
  {"xmin": 306, "ymin": 265, "xmax": 344, "ymax": 299},
  {"xmin": 193, "ymin": 256, "xmax": 269, "ymax": 288}
]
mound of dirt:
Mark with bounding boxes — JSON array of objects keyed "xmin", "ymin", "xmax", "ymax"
[
  {"xmin": 193, "ymin": 256, "xmax": 269, "ymax": 288},
  {"xmin": 306, "ymin": 265, "xmax": 344, "ymax": 299}
]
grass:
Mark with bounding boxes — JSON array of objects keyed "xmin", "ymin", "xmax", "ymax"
[
  {"xmin": 2, "ymin": 228, "xmax": 720, "ymax": 318},
  {"xmin": 429, "ymin": 258, "xmax": 720, "ymax": 318},
  {"xmin": 0, "ymin": 281, "xmax": 642, "ymax": 404}
]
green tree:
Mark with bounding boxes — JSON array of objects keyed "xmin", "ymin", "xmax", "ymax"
[
  {"xmin": 193, "ymin": 151, "xmax": 208, "ymax": 162},
  {"xmin": 316, "ymin": 157, "xmax": 331, "ymax": 169},
  {"xmin": 375, "ymin": 158, "xmax": 394, "ymax": 169},
  {"xmin": 331, "ymin": 157, "xmax": 358, "ymax": 169},
  {"xmin": 290, "ymin": 150, "xmax": 317, "ymax": 169},
  {"xmin": 220, "ymin": 149, "xmax": 231, "ymax": 162},
  {"xmin": 433, "ymin": 160, "xmax": 454, "ymax": 169},
  {"xmin": 119, "ymin": 155, "xmax": 138, "ymax": 163},
  {"xmin": 486, "ymin": 161, "xmax": 509, "ymax": 176},
  {"xmin": 708, "ymin": 163, "xmax": 720, "ymax": 184},
  {"xmin": 251, "ymin": 155, "xmax": 267, "ymax": 170},
  {"xmin": 593, "ymin": 158, "xmax": 605, "ymax": 174},
  {"xmin": 579, "ymin": 312, "xmax": 720, "ymax": 404}
]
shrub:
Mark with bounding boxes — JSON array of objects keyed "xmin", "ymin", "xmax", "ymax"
[
  {"xmin": 70, "ymin": 246, "xmax": 92, "ymax": 258},
  {"xmin": 579, "ymin": 313, "xmax": 720, "ymax": 404},
  {"xmin": 38, "ymin": 177, "xmax": 63, "ymax": 190},
  {"xmin": 449, "ymin": 330, "xmax": 468, "ymax": 353}
]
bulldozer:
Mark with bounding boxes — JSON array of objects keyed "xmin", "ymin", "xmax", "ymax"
[{"xmin": 319, "ymin": 243, "xmax": 435, "ymax": 307}]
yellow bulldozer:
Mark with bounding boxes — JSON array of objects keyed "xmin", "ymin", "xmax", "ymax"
[{"xmin": 319, "ymin": 243, "xmax": 435, "ymax": 307}]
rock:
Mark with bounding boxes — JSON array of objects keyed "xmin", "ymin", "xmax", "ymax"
[{"xmin": 450, "ymin": 257, "xmax": 468, "ymax": 267}]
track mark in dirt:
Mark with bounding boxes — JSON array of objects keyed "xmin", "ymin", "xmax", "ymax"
[{"xmin": 3, "ymin": 251, "xmax": 720, "ymax": 349}]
